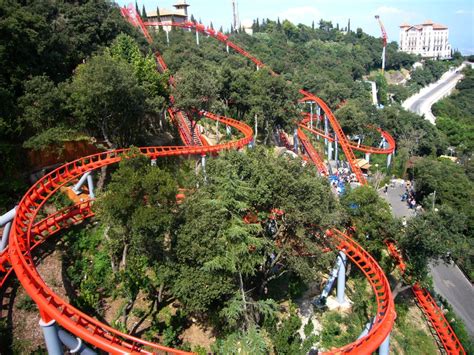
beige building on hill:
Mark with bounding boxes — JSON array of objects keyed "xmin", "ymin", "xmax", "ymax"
[
  {"xmin": 147, "ymin": 0, "xmax": 190, "ymax": 30},
  {"xmin": 399, "ymin": 20, "xmax": 451, "ymax": 59}
]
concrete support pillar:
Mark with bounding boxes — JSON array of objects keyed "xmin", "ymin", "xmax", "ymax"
[
  {"xmin": 379, "ymin": 333, "xmax": 390, "ymax": 355},
  {"xmin": 165, "ymin": 30, "xmax": 169, "ymax": 45},
  {"xmin": 58, "ymin": 329, "xmax": 96, "ymax": 354},
  {"xmin": 334, "ymin": 135, "xmax": 339, "ymax": 162},
  {"xmin": 256, "ymin": 65, "xmax": 260, "ymax": 71},
  {"xmin": 387, "ymin": 153, "xmax": 392, "ymax": 169},
  {"xmin": 196, "ymin": 30, "xmax": 199, "ymax": 45},
  {"xmin": 365, "ymin": 153, "xmax": 371, "ymax": 162},
  {"xmin": 293, "ymin": 128, "xmax": 298, "ymax": 154},
  {"xmin": 337, "ymin": 251, "xmax": 347, "ymax": 304},
  {"xmin": 226, "ymin": 43, "xmax": 229, "ymax": 53},
  {"xmin": 72, "ymin": 172, "xmax": 91, "ymax": 195},
  {"xmin": 86, "ymin": 174, "xmax": 95, "ymax": 199},
  {"xmin": 39, "ymin": 319, "xmax": 62, "ymax": 355},
  {"xmin": 201, "ymin": 154, "xmax": 206, "ymax": 169},
  {"xmin": 151, "ymin": 159, "xmax": 157, "ymax": 166}
]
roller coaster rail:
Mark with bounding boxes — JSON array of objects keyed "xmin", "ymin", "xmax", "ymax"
[{"xmin": 0, "ymin": 4, "xmax": 461, "ymax": 355}]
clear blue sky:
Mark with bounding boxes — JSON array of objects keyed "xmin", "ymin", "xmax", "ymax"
[{"xmin": 118, "ymin": 0, "xmax": 474, "ymax": 54}]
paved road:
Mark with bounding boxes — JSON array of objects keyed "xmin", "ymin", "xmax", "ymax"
[
  {"xmin": 429, "ymin": 261, "xmax": 474, "ymax": 337},
  {"xmin": 379, "ymin": 183, "xmax": 474, "ymax": 337},
  {"xmin": 403, "ymin": 63, "xmax": 466, "ymax": 123}
]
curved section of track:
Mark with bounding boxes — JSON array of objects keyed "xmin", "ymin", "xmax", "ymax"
[
  {"xmin": 3, "ymin": 7, "xmax": 396, "ymax": 355},
  {"xmin": 386, "ymin": 241, "xmax": 466, "ymax": 354}
]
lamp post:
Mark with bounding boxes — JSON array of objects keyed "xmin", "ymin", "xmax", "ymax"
[{"xmin": 374, "ymin": 163, "xmax": 381, "ymax": 189}]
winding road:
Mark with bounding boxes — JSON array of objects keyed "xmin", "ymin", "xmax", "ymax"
[
  {"xmin": 430, "ymin": 262, "xmax": 474, "ymax": 337},
  {"xmin": 403, "ymin": 63, "xmax": 467, "ymax": 123},
  {"xmin": 380, "ymin": 184, "xmax": 474, "ymax": 338}
]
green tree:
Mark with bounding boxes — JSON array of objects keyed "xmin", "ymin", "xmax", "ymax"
[
  {"xmin": 399, "ymin": 206, "xmax": 468, "ymax": 283},
  {"xmin": 68, "ymin": 52, "xmax": 146, "ymax": 147},
  {"xmin": 172, "ymin": 65, "xmax": 220, "ymax": 120},
  {"xmin": 95, "ymin": 151, "xmax": 178, "ymax": 329},
  {"xmin": 341, "ymin": 185, "xmax": 399, "ymax": 256},
  {"xmin": 109, "ymin": 34, "xmax": 169, "ymax": 113},
  {"xmin": 172, "ymin": 148, "xmax": 337, "ymax": 330}
]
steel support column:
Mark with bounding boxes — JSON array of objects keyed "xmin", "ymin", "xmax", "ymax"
[
  {"xmin": 357, "ymin": 319, "xmax": 374, "ymax": 340},
  {"xmin": 39, "ymin": 319, "xmax": 62, "ymax": 355},
  {"xmin": 324, "ymin": 114, "xmax": 328, "ymax": 146},
  {"xmin": 386, "ymin": 153, "xmax": 392, "ymax": 169},
  {"xmin": 196, "ymin": 30, "xmax": 199, "ymax": 45},
  {"xmin": 0, "ymin": 206, "xmax": 16, "ymax": 251},
  {"xmin": 316, "ymin": 106, "xmax": 321, "ymax": 140},
  {"xmin": 0, "ymin": 206, "xmax": 16, "ymax": 226},
  {"xmin": 86, "ymin": 174, "xmax": 95, "ymax": 199},
  {"xmin": 58, "ymin": 329, "xmax": 96, "ymax": 354},
  {"xmin": 379, "ymin": 333, "xmax": 390, "ymax": 355},
  {"xmin": 0, "ymin": 221, "xmax": 12, "ymax": 252},
  {"xmin": 72, "ymin": 172, "xmax": 91, "ymax": 195},
  {"xmin": 337, "ymin": 251, "xmax": 347, "ymax": 304},
  {"xmin": 293, "ymin": 128, "xmax": 299, "ymax": 154}
]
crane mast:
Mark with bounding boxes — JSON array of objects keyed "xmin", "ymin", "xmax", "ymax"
[
  {"xmin": 375, "ymin": 15, "xmax": 387, "ymax": 74},
  {"xmin": 231, "ymin": 0, "xmax": 240, "ymax": 31}
]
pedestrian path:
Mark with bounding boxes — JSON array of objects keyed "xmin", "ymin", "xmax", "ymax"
[{"xmin": 378, "ymin": 182, "xmax": 415, "ymax": 219}]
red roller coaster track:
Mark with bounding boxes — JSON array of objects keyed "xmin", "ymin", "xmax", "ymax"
[
  {"xmin": 386, "ymin": 241, "xmax": 466, "ymax": 354},
  {"xmin": 139, "ymin": 19, "xmax": 396, "ymax": 183},
  {"xmin": 0, "ymin": 5, "xmax": 402, "ymax": 354}
]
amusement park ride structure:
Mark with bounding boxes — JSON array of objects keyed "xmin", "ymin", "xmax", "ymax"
[{"xmin": 0, "ymin": 4, "xmax": 465, "ymax": 355}]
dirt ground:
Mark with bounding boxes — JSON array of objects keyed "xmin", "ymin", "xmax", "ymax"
[{"xmin": 9, "ymin": 244, "xmax": 68, "ymax": 353}]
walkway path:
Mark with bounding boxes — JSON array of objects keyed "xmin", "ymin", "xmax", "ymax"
[
  {"xmin": 402, "ymin": 63, "xmax": 467, "ymax": 124},
  {"xmin": 378, "ymin": 182, "xmax": 474, "ymax": 337}
]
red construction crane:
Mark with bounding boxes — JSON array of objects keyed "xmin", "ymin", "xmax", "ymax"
[{"xmin": 375, "ymin": 15, "xmax": 387, "ymax": 74}]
